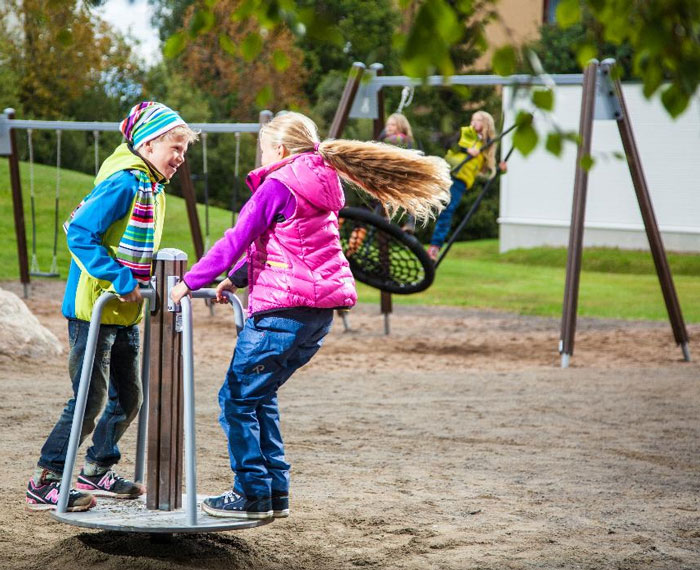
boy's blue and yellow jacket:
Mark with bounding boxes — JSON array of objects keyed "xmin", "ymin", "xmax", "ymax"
[{"xmin": 62, "ymin": 144, "xmax": 166, "ymax": 326}]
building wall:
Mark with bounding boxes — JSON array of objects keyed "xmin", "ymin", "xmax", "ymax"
[
  {"xmin": 499, "ymin": 83, "xmax": 700, "ymax": 253},
  {"xmin": 477, "ymin": 0, "xmax": 544, "ymax": 68}
]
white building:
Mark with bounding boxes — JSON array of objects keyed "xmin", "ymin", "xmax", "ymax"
[{"xmin": 499, "ymin": 83, "xmax": 700, "ymax": 253}]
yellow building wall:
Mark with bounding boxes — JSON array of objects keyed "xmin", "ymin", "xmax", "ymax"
[{"xmin": 476, "ymin": 0, "xmax": 545, "ymax": 69}]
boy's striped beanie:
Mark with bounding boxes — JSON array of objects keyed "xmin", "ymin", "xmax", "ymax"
[{"xmin": 120, "ymin": 101, "xmax": 186, "ymax": 148}]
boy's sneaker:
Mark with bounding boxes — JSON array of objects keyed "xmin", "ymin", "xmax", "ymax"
[
  {"xmin": 272, "ymin": 492, "xmax": 289, "ymax": 518},
  {"xmin": 201, "ymin": 490, "xmax": 273, "ymax": 519},
  {"xmin": 76, "ymin": 469, "xmax": 145, "ymax": 499},
  {"xmin": 26, "ymin": 478, "xmax": 96, "ymax": 512}
]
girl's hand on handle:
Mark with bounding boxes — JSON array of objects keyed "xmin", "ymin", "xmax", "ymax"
[
  {"xmin": 499, "ymin": 161, "xmax": 508, "ymax": 173},
  {"xmin": 119, "ymin": 285, "xmax": 143, "ymax": 303},
  {"xmin": 215, "ymin": 277, "xmax": 237, "ymax": 304},
  {"xmin": 170, "ymin": 281, "xmax": 191, "ymax": 304},
  {"xmin": 467, "ymin": 147, "xmax": 481, "ymax": 157}
]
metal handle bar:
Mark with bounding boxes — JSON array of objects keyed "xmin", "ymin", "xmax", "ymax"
[
  {"xmin": 57, "ymin": 289, "xmax": 155, "ymax": 513},
  {"xmin": 191, "ymin": 288, "xmax": 245, "ymax": 333}
]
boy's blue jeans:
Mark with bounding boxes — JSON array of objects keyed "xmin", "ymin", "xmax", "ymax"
[
  {"xmin": 38, "ymin": 319, "xmax": 142, "ymax": 475},
  {"xmin": 218, "ymin": 307, "xmax": 334, "ymax": 499},
  {"xmin": 430, "ymin": 177, "xmax": 468, "ymax": 247}
]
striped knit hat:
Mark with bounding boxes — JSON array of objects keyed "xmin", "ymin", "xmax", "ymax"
[{"xmin": 120, "ymin": 101, "xmax": 186, "ymax": 148}]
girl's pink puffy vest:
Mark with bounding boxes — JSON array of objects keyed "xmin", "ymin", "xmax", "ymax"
[{"xmin": 245, "ymin": 152, "xmax": 357, "ymax": 315}]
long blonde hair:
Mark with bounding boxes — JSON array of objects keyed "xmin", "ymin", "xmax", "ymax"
[
  {"xmin": 472, "ymin": 110, "xmax": 496, "ymax": 175},
  {"xmin": 261, "ymin": 112, "xmax": 450, "ymax": 222}
]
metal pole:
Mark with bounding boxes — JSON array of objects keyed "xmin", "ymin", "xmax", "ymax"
[
  {"xmin": 5, "ymin": 108, "xmax": 30, "ymax": 297},
  {"xmin": 604, "ymin": 60, "xmax": 691, "ymax": 361},
  {"xmin": 134, "ymin": 289, "xmax": 156, "ymax": 483},
  {"xmin": 56, "ymin": 292, "xmax": 116, "ymax": 513},
  {"xmin": 255, "ymin": 110, "xmax": 273, "ymax": 168},
  {"xmin": 328, "ymin": 62, "xmax": 366, "ymax": 139},
  {"xmin": 180, "ymin": 296, "xmax": 197, "ymax": 526},
  {"xmin": 559, "ymin": 61, "xmax": 598, "ymax": 368}
]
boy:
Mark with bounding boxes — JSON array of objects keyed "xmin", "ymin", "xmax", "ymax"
[{"xmin": 26, "ymin": 102, "xmax": 198, "ymax": 511}]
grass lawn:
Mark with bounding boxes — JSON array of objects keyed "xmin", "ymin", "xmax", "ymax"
[{"xmin": 2, "ymin": 159, "xmax": 699, "ymax": 322}]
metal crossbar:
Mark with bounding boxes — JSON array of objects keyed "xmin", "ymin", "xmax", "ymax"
[{"xmin": 5, "ymin": 119, "xmax": 262, "ymax": 134}]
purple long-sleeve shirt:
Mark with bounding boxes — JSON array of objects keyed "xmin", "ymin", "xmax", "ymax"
[{"xmin": 183, "ymin": 179, "xmax": 296, "ymax": 290}]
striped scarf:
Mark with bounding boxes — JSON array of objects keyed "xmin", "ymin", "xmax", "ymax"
[
  {"xmin": 114, "ymin": 170, "xmax": 162, "ymax": 283},
  {"xmin": 64, "ymin": 169, "xmax": 162, "ymax": 284}
]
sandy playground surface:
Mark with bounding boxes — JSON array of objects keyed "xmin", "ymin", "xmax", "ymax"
[{"xmin": 1, "ymin": 279, "xmax": 699, "ymax": 570}]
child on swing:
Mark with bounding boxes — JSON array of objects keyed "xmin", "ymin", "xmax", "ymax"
[
  {"xmin": 170, "ymin": 111, "xmax": 450, "ymax": 519},
  {"xmin": 427, "ymin": 110, "xmax": 505, "ymax": 261}
]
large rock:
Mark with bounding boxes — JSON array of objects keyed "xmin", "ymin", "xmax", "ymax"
[{"xmin": 0, "ymin": 287, "xmax": 63, "ymax": 360}]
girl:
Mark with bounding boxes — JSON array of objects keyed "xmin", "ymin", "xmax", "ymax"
[
  {"xmin": 170, "ymin": 112, "xmax": 450, "ymax": 519},
  {"xmin": 427, "ymin": 110, "xmax": 502, "ymax": 261},
  {"xmin": 380, "ymin": 112, "xmax": 414, "ymax": 149}
]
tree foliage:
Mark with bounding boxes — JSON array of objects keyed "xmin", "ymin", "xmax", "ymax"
[
  {"xmin": 171, "ymin": 0, "xmax": 308, "ymax": 118},
  {"xmin": 554, "ymin": 0, "xmax": 700, "ymax": 117}
]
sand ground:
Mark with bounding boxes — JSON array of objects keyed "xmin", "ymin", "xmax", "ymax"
[{"xmin": 1, "ymin": 280, "xmax": 698, "ymax": 570}]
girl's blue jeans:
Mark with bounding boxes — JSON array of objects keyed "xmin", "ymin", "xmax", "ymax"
[
  {"xmin": 218, "ymin": 307, "xmax": 334, "ymax": 499},
  {"xmin": 38, "ymin": 319, "xmax": 142, "ymax": 475},
  {"xmin": 430, "ymin": 177, "xmax": 468, "ymax": 247}
]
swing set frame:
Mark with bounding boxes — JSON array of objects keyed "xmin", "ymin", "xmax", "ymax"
[
  {"xmin": 328, "ymin": 60, "xmax": 690, "ymax": 366},
  {"xmin": 0, "ymin": 109, "xmax": 270, "ymax": 299}
]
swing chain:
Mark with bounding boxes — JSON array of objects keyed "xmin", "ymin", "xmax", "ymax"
[{"xmin": 397, "ymin": 85, "xmax": 414, "ymax": 113}]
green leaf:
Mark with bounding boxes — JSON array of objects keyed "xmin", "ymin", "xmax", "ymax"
[
  {"xmin": 256, "ymin": 85, "xmax": 273, "ymax": 107},
  {"xmin": 532, "ymin": 89, "xmax": 554, "ymax": 111},
  {"xmin": 660, "ymin": 84, "xmax": 689, "ymax": 118},
  {"xmin": 189, "ymin": 9, "xmax": 215, "ymax": 36},
  {"xmin": 513, "ymin": 122, "xmax": 538, "ymax": 156},
  {"xmin": 575, "ymin": 43, "xmax": 597, "ymax": 69},
  {"xmin": 545, "ymin": 132, "xmax": 562, "ymax": 156},
  {"xmin": 163, "ymin": 32, "xmax": 187, "ymax": 58},
  {"xmin": 272, "ymin": 49, "xmax": 290, "ymax": 72},
  {"xmin": 218, "ymin": 34, "xmax": 237, "ymax": 57},
  {"xmin": 580, "ymin": 154, "xmax": 594, "ymax": 171},
  {"xmin": 400, "ymin": 0, "xmax": 463, "ymax": 78},
  {"xmin": 240, "ymin": 32, "xmax": 263, "ymax": 62},
  {"xmin": 492, "ymin": 46, "xmax": 517, "ymax": 77},
  {"xmin": 555, "ymin": 0, "xmax": 581, "ymax": 28}
]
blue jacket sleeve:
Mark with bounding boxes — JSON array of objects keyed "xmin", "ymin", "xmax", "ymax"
[{"xmin": 66, "ymin": 171, "xmax": 138, "ymax": 296}]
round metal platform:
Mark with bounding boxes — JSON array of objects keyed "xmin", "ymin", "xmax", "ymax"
[{"xmin": 50, "ymin": 494, "xmax": 274, "ymax": 533}]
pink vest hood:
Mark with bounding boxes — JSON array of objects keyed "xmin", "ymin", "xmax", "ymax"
[{"xmin": 244, "ymin": 152, "xmax": 357, "ymax": 315}]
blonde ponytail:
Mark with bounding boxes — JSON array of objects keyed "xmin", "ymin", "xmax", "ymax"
[{"xmin": 261, "ymin": 112, "xmax": 450, "ymax": 223}]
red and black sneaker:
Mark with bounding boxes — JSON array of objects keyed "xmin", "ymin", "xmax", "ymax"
[
  {"xmin": 76, "ymin": 469, "xmax": 145, "ymax": 499},
  {"xmin": 26, "ymin": 477, "xmax": 96, "ymax": 512}
]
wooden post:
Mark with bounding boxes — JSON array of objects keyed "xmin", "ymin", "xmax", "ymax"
[
  {"xmin": 4, "ymin": 108, "xmax": 30, "ymax": 298},
  {"xmin": 178, "ymin": 158, "xmax": 204, "ymax": 261},
  {"xmin": 606, "ymin": 62, "xmax": 690, "ymax": 361},
  {"xmin": 328, "ymin": 62, "xmax": 366, "ymax": 139},
  {"xmin": 369, "ymin": 64, "xmax": 393, "ymax": 335},
  {"xmin": 147, "ymin": 249, "xmax": 186, "ymax": 510},
  {"xmin": 559, "ymin": 61, "xmax": 597, "ymax": 368}
]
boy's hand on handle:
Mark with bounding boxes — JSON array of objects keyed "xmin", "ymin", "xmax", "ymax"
[
  {"xmin": 215, "ymin": 278, "xmax": 237, "ymax": 304},
  {"xmin": 170, "ymin": 281, "xmax": 191, "ymax": 304},
  {"xmin": 467, "ymin": 147, "xmax": 481, "ymax": 157},
  {"xmin": 119, "ymin": 285, "xmax": 143, "ymax": 303},
  {"xmin": 499, "ymin": 161, "xmax": 508, "ymax": 173}
]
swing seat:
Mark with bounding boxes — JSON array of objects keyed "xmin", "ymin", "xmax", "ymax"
[{"xmin": 30, "ymin": 271, "xmax": 60, "ymax": 278}]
